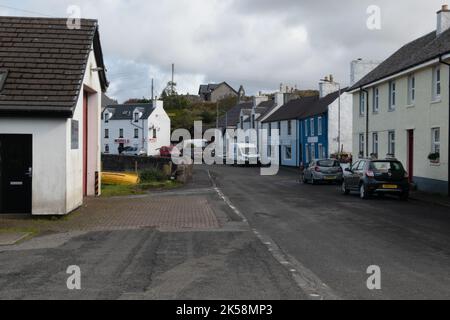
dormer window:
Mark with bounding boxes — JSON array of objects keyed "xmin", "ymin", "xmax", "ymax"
[
  {"xmin": 104, "ymin": 112, "xmax": 110, "ymax": 123},
  {"xmin": 0, "ymin": 69, "xmax": 8, "ymax": 92},
  {"xmin": 134, "ymin": 112, "xmax": 140, "ymax": 122}
]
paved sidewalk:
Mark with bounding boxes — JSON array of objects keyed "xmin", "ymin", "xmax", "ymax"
[{"xmin": 0, "ymin": 194, "xmax": 220, "ymax": 234}]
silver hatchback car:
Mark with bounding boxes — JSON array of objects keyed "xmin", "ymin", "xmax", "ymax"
[{"xmin": 303, "ymin": 159, "xmax": 344, "ymax": 184}]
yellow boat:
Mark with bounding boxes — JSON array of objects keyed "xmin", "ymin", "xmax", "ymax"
[{"xmin": 102, "ymin": 172, "xmax": 139, "ymax": 186}]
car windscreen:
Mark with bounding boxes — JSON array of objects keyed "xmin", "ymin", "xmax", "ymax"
[
  {"xmin": 317, "ymin": 160, "xmax": 340, "ymax": 167},
  {"xmin": 370, "ymin": 161, "xmax": 404, "ymax": 173}
]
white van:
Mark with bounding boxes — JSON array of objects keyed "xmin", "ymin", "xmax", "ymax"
[{"xmin": 227, "ymin": 143, "xmax": 260, "ymax": 165}]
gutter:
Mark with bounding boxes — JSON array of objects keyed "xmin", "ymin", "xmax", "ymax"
[{"xmin": 439, "ymin": 56, "xmax": 450, "ymax": 197}]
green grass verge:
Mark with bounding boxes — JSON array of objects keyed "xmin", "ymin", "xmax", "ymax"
[{"xmin": 101, "ymin": 180, "xmax": 182, "ymax": 197}]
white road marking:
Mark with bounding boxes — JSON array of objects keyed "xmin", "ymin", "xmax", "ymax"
[{"xmin": 207, "ymin": 169, "xmax": 340, "ymax": 300}]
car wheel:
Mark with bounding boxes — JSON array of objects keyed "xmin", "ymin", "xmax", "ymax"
[
  {"xmin": 360, "ymin": 184, "xmax": 369, "ymax": 200},
  {"xmin": 342, "ymin": 181, "xmax": 350, "ymax": 195}
]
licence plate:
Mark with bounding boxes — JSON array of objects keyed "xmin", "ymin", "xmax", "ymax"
[
  {"xmin": 324, "ymin": 176, "xmax": 337, "ymax": 180},
  {"xmin": 382, "ymin": 184, "xmax": 398, "ymax": 189}
]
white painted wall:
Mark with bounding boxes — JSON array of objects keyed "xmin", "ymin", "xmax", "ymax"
[
  {"xmin": 352, "ymin": 63, "xmax": 449, "ymax": 188},
  {"xmin": 0, "ymin": 49, "xmax": 103, "ymax": 215},
  {"xmin": 328, "ymin": 92, "xmax": 353, "ymax": 155}
]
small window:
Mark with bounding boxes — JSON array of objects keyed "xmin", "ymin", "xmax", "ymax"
[
  {"xmin": 311, "ymin": 143, "xmax": 316, "ymax": 160},
  {"xmin": 372, "ymin": 132, "xmax": 378, "ymax": 156},
  {"xmin": 305, "ymin": 144, "xmax": 310, "ymax": 163},
  {"xmin": 119, "ymin": 128, "xmax": 124, "ymax": 138},
  {"xmin": 104, "ymin": 112, "xmax": 110, "ymax": 123},
  {"xmin": 407, "ymin": 74, "xmax": 415, "ymax": 105},
  {"xmin": 310, "ymin": 118, "xmax": 315, "ymax": 136},
  {"xmin": 389, "ymin": 81, "xmax": 396, "ymax": 110},
  {"xmin": 360, "ymin": 92, "xmax": 366, "ymax": 116},
  {"xmin": 285, "ymin": 146, "xmax": 292, "ymax": 160},
  {"xmin": 359, "ymin": 133, "xmax": 365, "ymax": 158},
  {"xmin": 134, "ymin": 128, "xmax": 139, "ymax": 139},
  {"xmin": 252, "ymin": 115, "xmax": 256, "ymax": 129},
  {"xmin": 104, "ymin": 128, "xmax": 109, "ymax": 139},
  {"xmin": 105, "ymin": 144, "xmax": 110, "ymax": 153},
  {"xmin": 134, "ymin": 113, "xmax": 140, "ymax": 123},
  {"xmin": 318, "ymin": 144, "xmax": 325, "ymax": 159},
  {"xmin": 388, "ymin": 131, "xmax": 396, "ymax": 156},
  {"xmin": 373, "ymin": 87, "xmax": 379, "ymax": 113},
  {"xmin": 318, "ymin": 117, "xmax": 323, "ymax": 136},
  {"xmin": 153, "ymin": 129, "xmax": 157, "ymax": 139},
  {"xmin": 432, "ymin": 128, "xmax": 440, "ymax": 154},
  {"xmin": 432, "ymin": 66, "xmax": 441, "ymax": 101},
  {"xmin": 287, "ymin": 121, "xmax": 292, "ymax": 136},
  {"xmin": 268, "ymin": 123, "xmax": 272, "ymax": 137}
]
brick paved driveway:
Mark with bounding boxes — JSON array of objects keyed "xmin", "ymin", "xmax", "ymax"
[{"xmin": 0, "ymin": 194, "xmax": 220, "ymax": 234}]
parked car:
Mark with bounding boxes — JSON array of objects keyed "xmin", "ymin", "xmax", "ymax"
[
  {"xmin": 303, "ymin": 159, "xmax": 343, "ymax": 184},
  {"xmin": 157, "ymin": 145, "xmax": 180, "ymax": 158},
  {"xmin": 342, "ymin": 158, "xmax": 410, "ymax": 200},
  {"xmin": 121, "ymin": 147, "xmax": 146, "ymax": 156}
]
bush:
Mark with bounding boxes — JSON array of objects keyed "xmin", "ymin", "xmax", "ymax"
[{"xmin": 139, "ymin": 168, "xmax": 168, "ymax": 183}]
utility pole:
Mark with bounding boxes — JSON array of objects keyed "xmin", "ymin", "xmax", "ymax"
[{"xmin": 171, "ymin": 63, "xmax": 175, "ymax": 95}]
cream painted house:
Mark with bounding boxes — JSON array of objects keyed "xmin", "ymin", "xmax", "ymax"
[
  {"xmin": 349, "ymin": 6, "xmax": 450, "ymax": 194},
  {"xmin": 0, "ymin": 17, "xmax": 108, "ymax": 215}
]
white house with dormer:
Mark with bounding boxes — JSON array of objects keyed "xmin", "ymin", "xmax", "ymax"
[{"xmin": 102, "ymin": 101, "xmax": 171, "ymax": 156}]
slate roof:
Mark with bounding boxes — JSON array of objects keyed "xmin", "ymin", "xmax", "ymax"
[
  {"xmin": 104, "ymin": 103, "xmax": 155, "ymax": 120},
  {"xmin": 217, "ymin": 102, "xmax": 253, "ymax": 128},
  {"xmin": 349, "ymin": 28, "xmax": 450, "ymax": 91},
  {"xmin": 255, "ymin": 100, "xmax": 275, "ymax": 119},
  {"xmin": 198, "ymin": 82, "xmax": 238, "ymax": 95},
  {"xmin": 0, "ymin": 16, "xmax": 108, "ymax": 117},
  {"xmin": 263, "ymin": 89, "xmax": 346, "ymax": 123}
]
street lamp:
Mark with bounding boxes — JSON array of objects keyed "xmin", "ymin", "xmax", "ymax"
[{"xmin": 320, "ymin": 77, "xmax": 341, "ymax": 159}]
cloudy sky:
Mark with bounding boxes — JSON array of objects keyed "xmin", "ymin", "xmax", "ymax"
[{"xmin": 0, "ymin": 0, "xmax": 445, "ymax": 102}]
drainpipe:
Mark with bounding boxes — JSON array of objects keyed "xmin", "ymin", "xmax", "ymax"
[
  {"xmin": 439, "ymin": 57, "xmax": 450, "ymax": 196},
  {"xmin": 360, "ymin": 87, "xmax": 370, "ymax": 158}
]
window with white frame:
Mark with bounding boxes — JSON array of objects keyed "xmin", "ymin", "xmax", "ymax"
[
  {"xmin": 432, "ymin": 128, "xmax": 440, "ymax": 154},
  {"xmin": 359, "ymin": 92, "xmax": 366, "ymax": 115},
  {"xmin": 305, "ymin": 144, "xmax": 310, "ymax": 163},
  {"xmin": 268, "ymin": 123, "xmax": 272, "ymax": 137},
  {"xmin": 372, "ymin": 132, "xmax": 378, "ymax": 156},
  {"xmin": 359, "ymin": 133, "xmax": 365, "ymax": 157},
  {"xmin": 407, "ymin": 74, "xmax": 415, "ymax": 105},
  {"xmin": 373, "ymin": 87, "xmax": 379, "ymax": 113},
  {"xmin": 318, "ymin": 144, "xmax": 325, "ymax": 159},
  {"xmin": 318, "ymin": 117, "xmax": 323, "ymax": 135},
  {"xmin": 119, "ymin": 128, "xmax": 124, "ymax": 138},
  {"xmin": 388, "ymin": 131, "xmax": 396, "ymax": 155},
  {"xmin": 311, "ymin": 143, "xmax": 316, "ymax": 160},
  {"xmin": 310, "ymin": 118, "xmax": 315, "ymax": 136},
  {"xmin": 432, "ymin": 66, "xmax": 441, "ymax": 101},
  {"xmin": 285, "ymin": 146, "xmax": 292, "ymax": 160},
  {"xmin": 134, "ymin": 112, "xmax": 140, "ymax": 123},
  {"xmin": 134, "ymin": 128, "xmax": 139, "ymax": 139},
  {"xmin": 389, "ymin": 81, "xmax": 396, "ymax": 110},
  {"xmin": 105, "ymin": 144, "xmax": 110, "ymax": 153},
  {"xmin": 288, "ymin": 120, "xmax": 292, "ymax": 136}
]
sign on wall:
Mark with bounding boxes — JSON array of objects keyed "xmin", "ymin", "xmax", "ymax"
[{"xmin": 71, "ymin": 120, "xmax": 79, "ymax": 149}]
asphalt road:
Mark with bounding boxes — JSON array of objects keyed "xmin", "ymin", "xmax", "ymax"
[{"xmin": 208, "ymin": 165, "xmax": 450, "ymax": 300}]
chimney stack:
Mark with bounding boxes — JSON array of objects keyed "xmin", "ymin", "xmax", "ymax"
[{"xmin": 437, "ymin": 4, "xmax": 450, "ymax": 36}]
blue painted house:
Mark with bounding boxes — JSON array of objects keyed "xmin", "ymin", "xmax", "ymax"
[{"xmin": 262, "ymin": 90, "xmax": 344, "ymax": 167}]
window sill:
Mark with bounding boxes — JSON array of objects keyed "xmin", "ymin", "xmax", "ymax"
[
  {"xmin": 388, "ymin": 108, "xmax": 396, "ymax": 112},
  {"xmin": 406, "ymin": 104, "xmax": 415, "ymax": 108},
  {"xmin": 431, "ymin": 99, "xmax": 442, "ymax": 104},
  {"xmin": 430, "ymin": 162, "xmax": 441, "ymax": 167}
]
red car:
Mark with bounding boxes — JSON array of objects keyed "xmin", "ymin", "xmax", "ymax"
[{"xmin": 158, "ymin": 146, "xmax": 179, "ymax": 158}]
